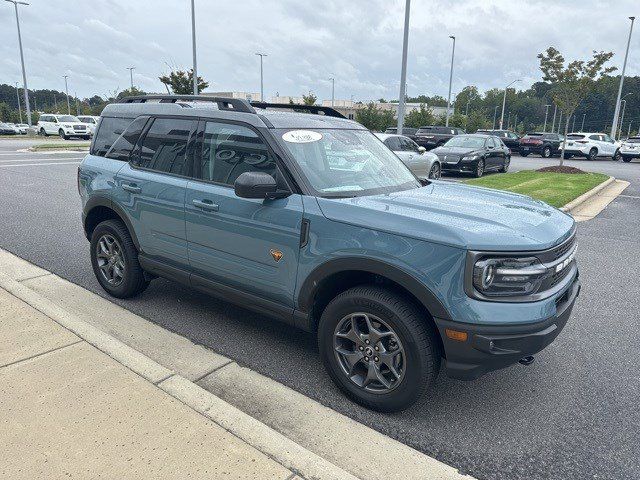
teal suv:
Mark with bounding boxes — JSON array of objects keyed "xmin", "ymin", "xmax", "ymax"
[{"xmin": 78, "ymin": 95, "xmax": 580, "ymax": 412}]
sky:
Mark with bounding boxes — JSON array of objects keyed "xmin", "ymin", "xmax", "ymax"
[{"xmin": 1, "ymin": 0, "xmax": 638, "ymax": 102}]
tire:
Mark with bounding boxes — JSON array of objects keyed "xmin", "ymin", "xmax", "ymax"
[
  {"xmin": 59, "ymin": 129, "xmax": 68, "ymax": 140},
  {"xmin": 520, "ymin": 152, "xmax": 529, "ymax": 157},
  {"xmin": 500, "ymin": 156, "xmax": 510, "ymax": 173},
  {"xmin": 39, "ymin": 128, "xmax": 47, "ymax": 137},
  {"xmin": 541, "ymin": 146, "xmax": 552, "ymax": 158},
  {"xmin": 428, "ymin": 162, "xmax": 441, "ymax": 180},
  {"xmin": 83, "ymin": 135, "xmax": 91, "ymax": 140},
  {"xmin": 587, "ymin": 148, "xmax": 597, "ymax": 161},
  {"xmin": 622, "ymin": 156, "xmax": 632, "ymax": 163},
  {"xmin": 318, "ymin": 285, "xmax": 440, "ymax": 412},
  {"xmin": 473, "ymin": 159, "xmax": 485, "ymax": 178},
  {"xmin": 90, "ymin": 219, "xmax": 149, "ymax": 298},
  {"xmin": 613, "ymin": 149, "xmax": 622, "ymax": 162}
]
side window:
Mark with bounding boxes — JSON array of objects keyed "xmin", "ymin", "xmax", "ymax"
[
  {"xmin": 132, "ymin": 118, "xmax": 193, "ymax": 175},
  {"xmin": 198, "ymin": 121, "xmax": 276, "ymax": 186},
  {"xmin": 589, "ymin": 134, "xmax": 600, "ymax": 141},
  {"xmin": 91, "ymin": 117, "xmax": 134, "ymax": 157},
  {"xmin": 105, "ymin": 116, "xmax": 149, "ymax": 161},
  {"xmin": 398, "ymin": 137, "xmax": 415, "ymax": 151},
  {"xmin": 384, "ymin": 137, "xmax": 399, "ymax": 150}
]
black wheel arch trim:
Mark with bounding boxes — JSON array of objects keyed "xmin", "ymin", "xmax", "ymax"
[
  {"xmin": 297, "ymin": 257, "xmax": 452, "ymax": 323},
  {"xmin": 83, "ymin": 195, "xmax": 141, "ymax": 251}
]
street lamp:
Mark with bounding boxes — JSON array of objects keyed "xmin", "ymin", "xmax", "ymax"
[
  {"xmin": 543, "ymin": 104, "xmax": 551, "ymax": 132},
  {"xmin": 190, "ymin": 0, "xmax": 198, "ymax": 95},
  {"xmin": 5, "ymin": 0, "xmax": 32, "ymax": 127},
  {"xmin": 611, "ymin": 16, "xmax": 635, "ymax": 139},
  {"xmin": 445, "ymin": 35, "xmax": 456, "ymax": 127},
  {"xmin": 581, "ymin": 113, "xmax": 586, "ymax": 131},
  {"xmin": 15, "ymin": 82, "xmax": 23, "ymax": 124},
  {"xmin": 492, "ymin": 105, "xmax": 499, "ymax": 130},
  {"xmin": 551, "ymin": 105, "xmax": 557, "ymax": 132},
  {"xmin": 618, "ymin": 93, "xmax": 632, "ymax": 140},
  {"xmin": 499, "ymin": 79, "xmax": 520, "ymax": 130},
  {"xmin": 127, "ymin": 66, "xmax": 135, "ymax": 90},
  {"xmin": 63, "ymin": 75, "xmax": 70, "ymax": 115},
  {"xmin": 329, "ymin": 77, "xmax": 335, "ymax": 107},
  {"xmin": 396, "ymin": 0, "xmax": 411, "ymax": 135},
  {"xmin": 255, "ymin": 53, "xmax": 267, "ymax": 101}
]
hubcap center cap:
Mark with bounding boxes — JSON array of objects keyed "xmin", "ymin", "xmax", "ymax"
[{"xmin": 364, "ymin": 347, "xmax": 373, "ymax": 357}]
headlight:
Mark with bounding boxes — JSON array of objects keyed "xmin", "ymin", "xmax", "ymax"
[
  {"xmin": 472, "ymin": 256, "xmax": 549, "ymax": 298},
  {"xmin": 462, "ymin": 155, "xmax": 478, "ymax": 161}
]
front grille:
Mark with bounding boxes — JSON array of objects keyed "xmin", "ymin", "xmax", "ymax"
[
  {"xmin": 73, "ymin": 125, "xmax": 86, "ymax": 131},
  {"xmin": 537, "ymin": 232, "xmax": 576, "ymax": 264}
]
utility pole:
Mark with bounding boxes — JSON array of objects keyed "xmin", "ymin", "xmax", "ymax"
[
  {"xmin": 543, "ymin": 104, "xmax": 551, "ymax": 132},
  {"xmin": 445, "ymin": 35, "xmax": 456, "ymax": 126},
  {"xmin": 627, "ymin": 121, "xmax": 633, "ymax": 139},
  {"xmin": 500, "ymin": 79, "xmax": 520, "ymax": 130},
  {"xmin": 6, "ymin": 0, "xmax": 32, "ymax": 127},
  {"xmin": 507, "ymin": 112, "xmax": 511, "ymax": 129},
  {"xmin": 15, "ymin": 82, "xmax": 23, "ymax": 124},
  {"xmin": 581, "ymin": 113, "xmax": 586, "ymax": 131},
  {"xmin": 396, "ymin": 0, "xmax": 411, "ymax": 135},
  {"xmin": 75, "ymin": 92, "xmax": 80, "ymax": 116},
  {"xmin": 619, "ymin": 96, "xmax": 631, "ymax": 140},
  {"xmin": 330, "ymin": 77, "xmax": 335, "ymax": 107},
  {"xmin": 63, "ymin": 75, "xmax": 70, "ymax": 115},
  {"xmin": 190, "ymin": 0, "xmax": 198, "ymax": 95},
  {"xmin": 611, "ymin": 17, "xmax": 635, "ymax": 139},
  {"xmin": 492, "ymin": 105, "xmax": 499, "ymax": 130},
  {"xmin": 551, "ymin": 105, "xmax": 557, "ymax": 132},
  {"xmin": 255, "ymin": 53, "xmax": 267, "ymax": 101},
  {"xmin": 127, "ymin": 66, "xmax": 135, "ymax": 90}
]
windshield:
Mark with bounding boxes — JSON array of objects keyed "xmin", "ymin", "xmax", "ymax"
[
  {"xmin": 444, "ymin": 136, "xmax": 485, "ymax": 148},
  {"xmin": 58, "ymin": 115, "xmax": 79, "ymax": 122},
  {"xmin": 276, "ymin": 129, "xmax": 420, "ymax": 197}
]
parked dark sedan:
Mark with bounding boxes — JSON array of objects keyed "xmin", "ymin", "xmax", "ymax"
[
  {"xmin": 431, "ymin": 134, "xmax": 510, "ymax": 177},
  {"xmin": 519, "ymin": 132, "xmax": 562, "ymax": 158},
  {"xmin": 476, "ymin": 129, "xmax": 521, "ymax": 153}
]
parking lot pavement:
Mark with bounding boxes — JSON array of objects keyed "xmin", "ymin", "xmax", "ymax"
[{"xmin": 0, "ymin": 152, "xmax": 639, "ymax": 480}]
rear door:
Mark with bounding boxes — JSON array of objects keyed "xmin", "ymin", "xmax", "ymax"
[
  {"xmin": 185, "ymin": 120, "xmax": 304, "ymax": 309},
  {"xmin": 114, "ymin": 116, "xmax": 196, "ymax": 268}
]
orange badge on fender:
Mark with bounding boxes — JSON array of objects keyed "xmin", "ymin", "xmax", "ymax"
[{"xmin": 270, "ymin": 249, "xmax": 283, "ymax": 262}]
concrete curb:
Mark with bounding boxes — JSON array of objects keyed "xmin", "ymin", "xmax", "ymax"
[
  {"xmin": 0, "ymin": 272, "xmax": 356, "ymax": 480},
  {"xmin": 560, "ymin": 176, "xmax": 615, "ymax": 213}
]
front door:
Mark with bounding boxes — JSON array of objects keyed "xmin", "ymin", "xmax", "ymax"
[{"xmin": 185, "ymin": 120, "xmax": 304, "ymax": 308}]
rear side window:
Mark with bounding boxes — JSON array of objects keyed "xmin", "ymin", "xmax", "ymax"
[
  {"xmin": 105, "ymin": 116, "xmax": 149, "ymax": 161},
  {"xmin": 384, "ymin": 137, "xmax": 400, "ymax": 150},
  {"xmin": 91, "ymin": 117, "xmax": 134, "ymax": 157},
  {"xmin": 132, "ymin": 118, "xmax": 194, "ymax": 175}
]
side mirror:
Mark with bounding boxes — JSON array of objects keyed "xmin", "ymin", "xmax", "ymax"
[
  {"xmin": 418, "ymin": 146, "xmax": 426, "ymax": 153},
  {"xmin": 234, "ymin": 171, "xmax": 287, "ymax": 199}
]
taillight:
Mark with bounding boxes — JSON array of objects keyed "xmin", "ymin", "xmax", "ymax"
[{"xmin": 576, "ymin": 140, "xmax": 588, "ymax": 144}]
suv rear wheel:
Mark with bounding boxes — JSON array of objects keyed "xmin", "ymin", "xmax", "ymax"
[
  {"xmin": 318, "ymin": 286, "xmax": 440, "ymax": 412},
  {"xmin": 542, "ymin": 146, "xmax": 552, "ymax": 158},
  {"xmin": 587, "ymin": 147, "xmax": 597, "ymax": 161},
  {"xmin": 90, "ymin": 219, "xmax": 149, "ymax": 298},
  {"xmin": 39, "ymin": 127, "xmax": 47, "ymax": 137}
]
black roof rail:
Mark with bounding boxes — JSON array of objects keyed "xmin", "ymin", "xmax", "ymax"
[
  {"xmin": 251, "ymin": 102, "xmax": 346, "ymax": 119},
  {"xmin": 118, "ymin": 95, "xmax": 256, "ymax": 114}
]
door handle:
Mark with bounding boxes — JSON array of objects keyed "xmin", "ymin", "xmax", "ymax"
[
  {"xmin": 192, "ymin": 199, "xmax": 219, "ymax": 212},
  {"xmin": 122, "ymin": 183, "xmax": 142, "ymax": 194}
]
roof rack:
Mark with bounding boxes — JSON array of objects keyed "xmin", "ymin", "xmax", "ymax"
[
  {"xmin": 251, "ymin": 102, "xmax": 346, "ymax": 119},
  {"xmin": 118, "ymin": 95, "xmax": 256, "ymax": 114}
]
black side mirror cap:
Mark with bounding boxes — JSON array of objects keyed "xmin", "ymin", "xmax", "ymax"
[{"xmin": 234, "ymin": 171, "xmax": 289, "ymax": 199}]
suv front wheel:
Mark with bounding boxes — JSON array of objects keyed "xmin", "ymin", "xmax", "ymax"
[
  {"xmin": 90, "ymin": 219, "xmax": 149, "ymax": 298},
  {"xmin": 318, "ymin": 286, "xmax": 440, "ymax": 412}
]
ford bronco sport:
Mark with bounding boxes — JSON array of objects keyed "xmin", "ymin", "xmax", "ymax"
[{"xmin": 78, "ymin": 95, "xmax": 580, "ymax": 412}]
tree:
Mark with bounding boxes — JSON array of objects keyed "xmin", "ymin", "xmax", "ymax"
[
  {"xmin": 538, "ymin": 47, "xmax": 616, "ymax": 165},
  {"xmin": 159, "ymin": 69, "xmax": 209, "ymax": 94},
  {"xmin": 302, "ymin": 91, "xmax": 317, "ymax": 105},
  {"xmin": 404, "ymin": 104, "xmax": 434, "ymax": 128},
  {"xmin": 466, "ymin": 111, "xmax": 490, "ymax": 133},
  {"xmin": 355, "ymin": 103, "xmax": 395, "ymax": 131},
  {"xmin": 116, "ymin": 87, "xmax": 147, "ymax": 100}
]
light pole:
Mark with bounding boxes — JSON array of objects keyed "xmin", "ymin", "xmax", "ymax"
[
  {"xmin": 557, "ymin": 110, "xmax": 562, "ymax": 134},
  {"xmin": 611, "ymin": 17, "xmax": 635, "ymax": 139},
  {"xmin": 572, "ymin": 115, "xmax": 576, "ymax": 133},
  {"xmin": 15, "ymin": 82, "xmax": 23, "ymax": 124},
  {"xmin": 445, "ymin": 35, "xmax": 456, "ymax": 127},
  {"xmin": 543, "ymin": 104, "xmax": 551, "ymax": 132},
  {"xmin": 465, "ymin": 98, "xmax": 471, "ymax": 116},
  {"xmin": 127, "ymin": 66, "xmax": 135, "ymax": 90},
  {"xmin": 581, "ymin": 113, "xmax": 586, "ymax": 131},
  {"xmin": 619, "ymin": 98, "xmax": 628, "ymax": 140},
  {"xmin": 396, "ymin": 0, "xmax": 411, "ymax": 135},
  {"xmin": 551, "ymin": 105, "xmax": 557, "ymax": 132},
  {"xmin": 63, "ymin": 75, "xmax": 70, "ymax": 115},
  {"xmin": 6, "ymin": 0, "xmax": 32, "ymax": 127},
  {"xmin": 492, "ymin": 105, "xmax": 499, "ymax": 130},
  {"xmin": 628, "ymin": 121, "xmax": 633, "ymax": 139},
  {"xmin": 499, "ymin": 79, "xmax": 520, "ymax": 130},
  {"xmin": 329, "ymin": 77, "xmax": 335, "ymax": 107},
  {"xmin": 255, "ymin": 53, "xmax": 267, "ymax": 101},
  {"xmin": 190, "ymin": 0, "xmax": 198, "ymax": 95}
]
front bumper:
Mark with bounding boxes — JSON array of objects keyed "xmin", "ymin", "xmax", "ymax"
[
  {"xmin": 434, "ymin": 271, "xmax": 580, "ymax": 380},
  {"xmin": 440, "ymin": 158, "xmax": 476, "ymax": 173}
]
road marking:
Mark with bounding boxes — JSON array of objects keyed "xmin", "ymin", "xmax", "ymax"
[
  {"xmin": 0, "ymin": 161, "xmax": 80, "ymax": 168},
  {"xmin": 619, "ymin": 194, "xmax": 640, "ymax": 200},
  {"xmin": 0, "ymin": 157, "xmax": 83, "ymax": 163}
]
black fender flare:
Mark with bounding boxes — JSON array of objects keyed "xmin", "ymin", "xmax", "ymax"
[
  {"xmin": 297, "ymin": 257, "xmax": 452, "ymax": 321},
  {"xmin": 83, "ymin": 195, "xmax": 141, "ymax": 251}
]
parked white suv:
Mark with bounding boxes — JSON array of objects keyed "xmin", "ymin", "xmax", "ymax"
[
  {"xmin": 618, "ymin": 136, "xmax": 640, "ymax": 163},
  {"xmin": 77, "ymin": 115, "xmax": 100, "ymax": 136},
  {"xmin": 562, "ymin": 132, "xmax": 620, "ymax": 161},
  {"xmin": 37, "ymin": 114, "xmax": 90, "ymax": 140}
]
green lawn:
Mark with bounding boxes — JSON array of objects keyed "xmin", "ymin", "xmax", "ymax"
[{"xmin": 465, "ymin": 170, "xmax": 609, "ymax": 208}]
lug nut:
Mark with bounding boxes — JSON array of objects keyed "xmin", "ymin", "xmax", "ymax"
[
  {"xmin": 359, "ymin": 346, "xmax": 364, "ymax": 351},
  {"xmin": 365, "ymin": 339, "xmax": 370, "ymax": 345},
  {"xmin": 374, "ymin": 346, "xmax": 379, "ymax": 351},
  {"xmin": 374, "ymin": 356, "xmax": 379, "ymax": 362},
  {"xmin": 364, "ymin": 356, "xmax": 369, "ymax": 361}
]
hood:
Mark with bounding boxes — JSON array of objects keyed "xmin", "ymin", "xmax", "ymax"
[
  {"xmin": 431, "ymin": 146, "xmax": 480, "ymax": 157},
  {"xmin": 316, "ymin": 181, "xmax": 574, "ymax": 251}
]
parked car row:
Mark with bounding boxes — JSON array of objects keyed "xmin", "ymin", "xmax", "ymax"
[
  {"xmin": 37, "ymin": 114, "xmax": 99, "ymax": 140},
  {"xmin": 0, "ymin": 122, "xmax": 29, "ymax": 135}
]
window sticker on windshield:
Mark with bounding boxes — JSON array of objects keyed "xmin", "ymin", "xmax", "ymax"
[{"xmin": 282, "ymin": 130, "xmax": 323, "ymax": 143}]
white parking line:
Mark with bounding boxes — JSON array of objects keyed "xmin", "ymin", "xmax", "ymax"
[{"xmin": 0, "ymin": 161, "xmax": 80, "ymax": 168}]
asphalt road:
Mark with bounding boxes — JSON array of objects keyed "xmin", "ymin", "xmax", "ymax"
[{"xmin": 0, "ymin": 143, "xmax": 638, "ymax": 480}]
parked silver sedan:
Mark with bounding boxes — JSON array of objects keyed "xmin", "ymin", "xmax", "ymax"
[{"xmin": 374, "ymin": 133, "xmax": 441, "ymax": 179}]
